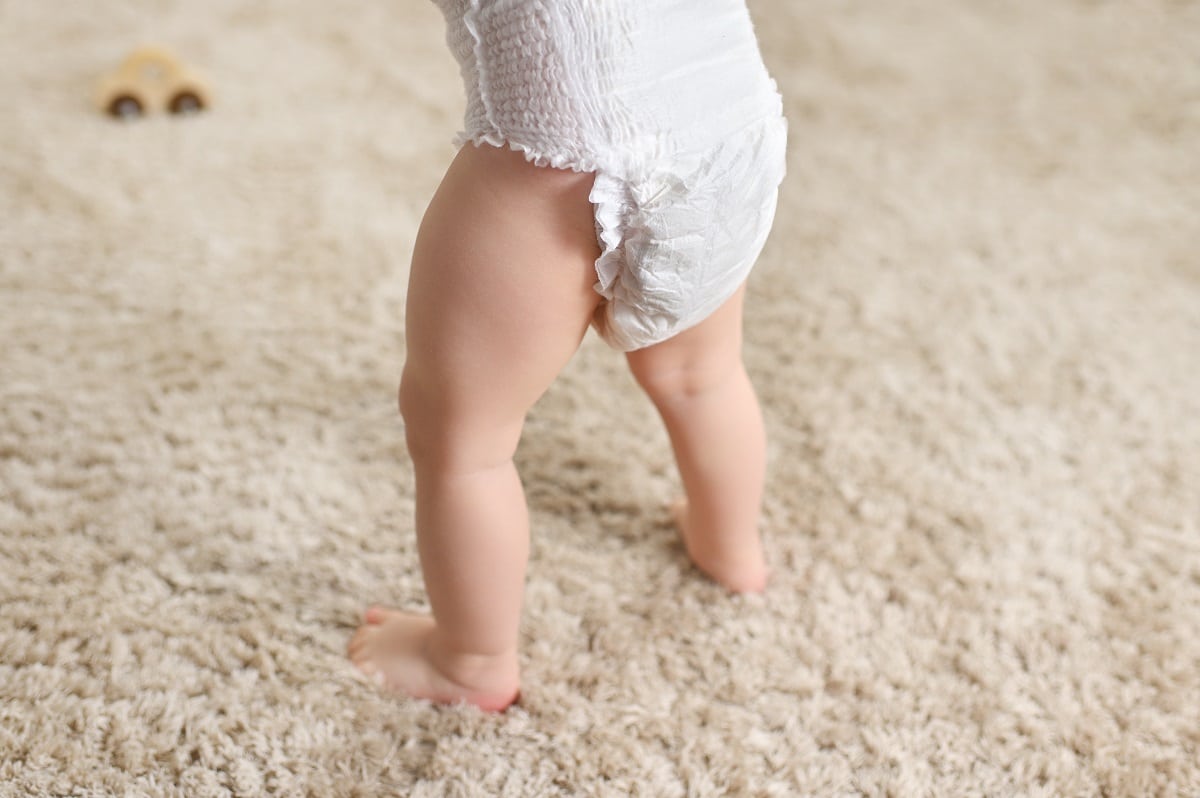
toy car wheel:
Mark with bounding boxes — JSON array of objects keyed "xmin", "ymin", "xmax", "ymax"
[
  {"xmin": 168, "ymin": 91, "xmax": 204, "ymax": 115},
  {"xmin": 108, "ymin": 94, "xmax": 143, "ymax": 119}
]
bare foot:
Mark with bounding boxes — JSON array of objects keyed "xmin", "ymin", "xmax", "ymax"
[
  {"xmin": 347, "ymin": 606, "xmax": 521, "ymax": 712},
  {"xmin": 671, "ymin": 498, "xmax": 769, "ymax": 593}
]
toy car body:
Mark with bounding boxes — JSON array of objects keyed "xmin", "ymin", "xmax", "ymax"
[{"xmin": 96, "ymin": 46, "xmax": 211, "ymax": 118}]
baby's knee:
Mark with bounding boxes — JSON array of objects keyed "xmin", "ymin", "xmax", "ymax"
[
  {"xmin": 398, "ymin": 369, "xmax": 522, "ymax": 471},
  {"xmin": 628, "ymin": 348, "xmax": 743, "ymax": 404},
  {"xmin": 397, "ymin": 369, "xmax": 425, "ymax": 429},
  {"xmin": 398, "ymin": 370, "xmax": 456, "ymax": 465}
]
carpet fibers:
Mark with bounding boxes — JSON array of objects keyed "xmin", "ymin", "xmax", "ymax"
[{"xmin": 2, "ymin": 1, "xmax": 1198, "ymax": 795}]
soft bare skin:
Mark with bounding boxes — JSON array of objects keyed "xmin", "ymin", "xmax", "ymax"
[
  {"xmin": 628, "ymin": 288, "xmax": 770, "ymax": 595},
  {"xmin": 347, "ymin": 142, "xmax": 768, "ymax": 711}
]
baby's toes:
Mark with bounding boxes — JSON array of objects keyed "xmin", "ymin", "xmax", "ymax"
[
  {"xmin": 363, "ymin": 605, "xmax": 405, "ymax": 625},
  {"xmin": 347, "ymin": 625, "xmax": 377, "ymax": 662}
]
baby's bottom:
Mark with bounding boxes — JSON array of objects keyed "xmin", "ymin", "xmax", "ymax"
[{"xmin": 347, "ymin": 143, "xmax": 767, "ymax": 712}]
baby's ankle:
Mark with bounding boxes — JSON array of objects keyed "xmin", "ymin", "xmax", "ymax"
[{"xmin": 425, "ymin": 629, "xmax": 521, "ymax": 696}]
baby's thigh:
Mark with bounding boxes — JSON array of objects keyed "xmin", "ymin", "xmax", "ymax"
[
  {"xmin": 402, "ymin": 143, "xmax": 603, "ymax": 431},
  {"xmin": 625, "ymin": 283, "xmax": 748, "ymax": 400}
]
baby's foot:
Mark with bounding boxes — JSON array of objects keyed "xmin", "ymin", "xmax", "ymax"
[
  {"xmin": 347, "ymin": 607, "xmax": 520, "ymax": 712},
  {"xmin": 671, "ymin": 498, "xmax": 769, "ymax": 594}
]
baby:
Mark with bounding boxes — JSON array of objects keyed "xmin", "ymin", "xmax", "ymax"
[{"xmin": 348, "ymin": 0, "xmax": 787, "ymax": 711}]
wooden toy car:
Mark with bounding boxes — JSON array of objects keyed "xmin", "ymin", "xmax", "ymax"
[{"xmin": 96, "ymin": 46, "xmax": 211, "ymax": 118}]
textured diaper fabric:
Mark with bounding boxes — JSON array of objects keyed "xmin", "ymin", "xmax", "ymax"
[{"xmin": 432, "ymin": 0, "xmax": 788, "ymax": 350}]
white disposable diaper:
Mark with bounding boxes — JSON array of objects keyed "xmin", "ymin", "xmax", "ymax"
[{"xmin": 431, "ymin": 0, "xmax": 788, "ymax": 351}]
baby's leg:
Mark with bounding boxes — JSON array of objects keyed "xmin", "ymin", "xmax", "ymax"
[
  {"xmin": 625, "ymin": 284, "xmax": 769, "ymax": 593},
  {"xmin": 347, "ymin": 143, "xmax": 601, "ymax": 711}
]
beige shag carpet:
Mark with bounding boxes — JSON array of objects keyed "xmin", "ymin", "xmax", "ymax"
[{"xmin": 2, "ymin": 0, "xmax": 1199, "ymax": 795}]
